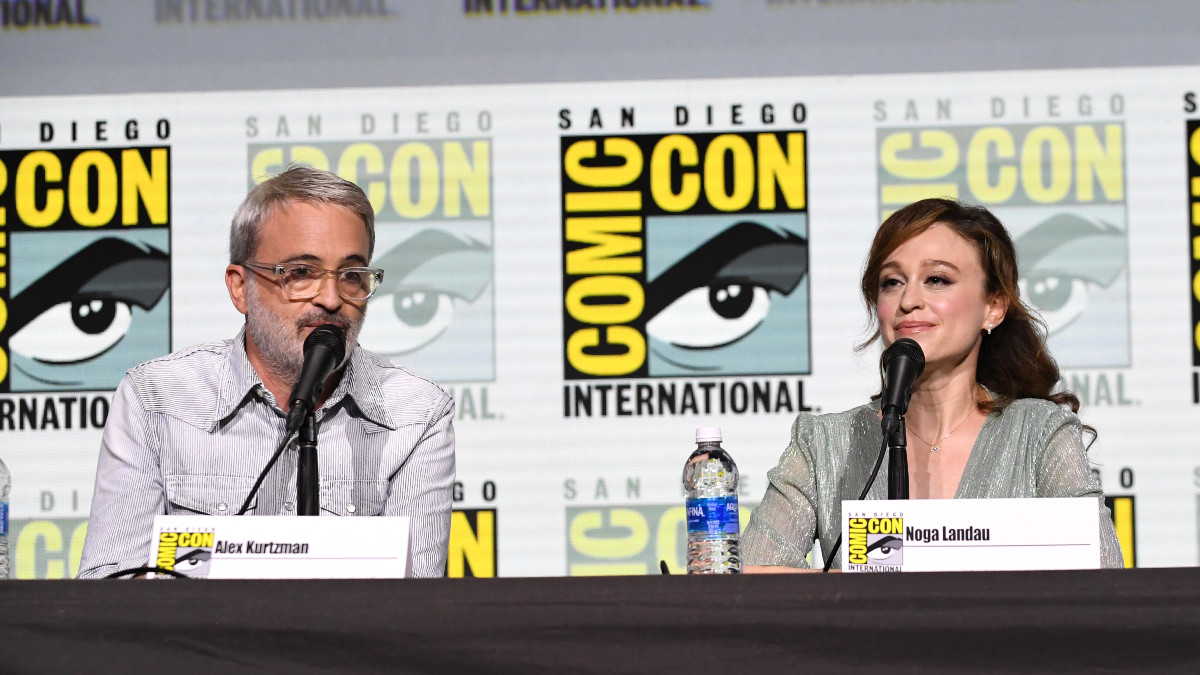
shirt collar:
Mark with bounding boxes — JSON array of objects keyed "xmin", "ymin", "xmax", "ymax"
[{"xmin": 212, "ymin": 327, "xmax": 396, "ymax": 432}]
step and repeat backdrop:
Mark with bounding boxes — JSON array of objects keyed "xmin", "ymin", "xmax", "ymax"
[{"xmin": 1, "ymin": 2, "xmax": 1198, "ymax": 578}]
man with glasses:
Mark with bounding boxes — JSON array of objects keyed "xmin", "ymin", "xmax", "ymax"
[{"xmin": 78, "ymin": 166, "xmax": 455, "ymax": 579}]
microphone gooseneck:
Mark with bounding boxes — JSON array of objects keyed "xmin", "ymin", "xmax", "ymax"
[
  {"xmin": 285, "ymin": 325, "xmax": 347, "ymax": 432},
  {"xmin": 879, "ymin": 338, "xmax": 925, "ymax": 435}
]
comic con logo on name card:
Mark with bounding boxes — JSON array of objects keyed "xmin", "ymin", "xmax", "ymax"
[
  {"xmin": 155, "ymin": 529, "xmax": 215, "ymax": 578},
  {"xmin": 249, "ymin": 140, "xmax": 494, "ymax": 383},
  {"xmin": 0, "ymin": 146, "xmax": 172, "ymax": 393},
  {"xmin": 560, "ymin": 131, "xmax": 810, "ymax": 381},
  {"xmin": 876, "ymin": 122, "xmax": 1130, "ymax": 369},
  {"xmin": 847, "ymin": 516, "xmax": 904, "ymax": 570}
]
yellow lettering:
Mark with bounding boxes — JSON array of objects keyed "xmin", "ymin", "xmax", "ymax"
[
  {"xmin": 391, "ymin": 143, "xmax": 439, "ymax": 218},
  {"xmin": 565, "ymin": 217, "xmax": 643, "ymax": 275},
  {"xmin": 1021, "ymin": 126, "xmax": 1072, "ymax": 203},
  {"xmin": 967, "ymin": 127, "xmax": 1017, "ymax": 203},
  {"xmin": 68, "ymin": 151, "xmax": 118, "ymax": 227},
  {"xmin": 250, "ymin": 148, "xmax": 284, "ymax": 183},
  {"xmin": 1111, "ymin": 497, "xmax": 1135, "ymax": 569},
  {"xmin": 442, "ymin": 140, "xmax": 490, "ymax": 217},
  {"xmin": 568, "ymin": 508, "xmax": 648, "ymax": 559},
  {"xmin": 337, "ymin": 143, "xmax": 387, "ymax": 214},
  {"xmin": 757, "ymin": 132, "xmax": 806, "ymax": 210},
  {"xmin": 1074, "ymin": 124, "xmax": 1124, "ymax": 202},
  {"xmin": 14, "ymin": 521, "xmax": 65, "ymax": 580},
  {"xmin": 448, "ymin": 510, "xmax": 495, "ymax": 578},
  {"xmin": 564, "ymin": 191, "xmax": 641, "ymax": 212},
  {"xmin": 15, "ymin": 151, "xmax": 64, "ymax": 228},
  {"xmin": 564, "ymin": 138, "xmax": 642, "ymax": 188},
  {"xmin": 847, "ymin": 516, "xmax": 868, "ymax": 565},
  {"xmin": 566, "ymin": 326, "xmax": 645, "ymax": 376},
  {"xmin": 649, "ymin": 134, "xmax": 699, "ymax": 212},
  {"xmin": 0, "ymin": 158, "xmax": 7, "ymax": 224},
  {"xmin": 122, "ymin": 148, "xmax": 169, "ymax": 225},
  {"xmin": 655, "ymin": 506, "xmax": 686, "ymax": 575},
  {"xmin": 564, "ymin": 275, "xmax": 644, "ymax": 325},
  {"xmin": 880, "ymin": 130, "xmax": 959, "ymax": 180},
  {"xmin": 703, "ymin": 134, "xmax": 754, "ymax": 211}
]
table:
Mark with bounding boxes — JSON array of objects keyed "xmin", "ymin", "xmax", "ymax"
[{"xmin": 2, "ymin": 568, "xmax": 1198, "ymax": 673}]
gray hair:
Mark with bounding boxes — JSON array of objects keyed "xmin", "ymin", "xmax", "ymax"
[{"xmin": 230, "ymin": 164, "xmax": 375, "ymax": 264}]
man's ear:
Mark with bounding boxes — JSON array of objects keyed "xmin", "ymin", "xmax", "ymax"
[{"xmin": 226, "ymin": 264, "xmax": 249, "ymax": 316}]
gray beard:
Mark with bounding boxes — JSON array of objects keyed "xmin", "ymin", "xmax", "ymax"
[{"xmin": 245, "ymin": 278, "xmax": 364, "ymax": 387}]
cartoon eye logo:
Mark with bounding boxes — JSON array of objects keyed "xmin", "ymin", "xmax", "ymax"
[
  {"xmin": 1018, "ymin": 275, "xmax": 1090, "ymax": 334},
  {"xmin": 648, "ymin": 282, "xmax": 771, "ymax": 349},
  {"xmin": 357, "ymin": 230, "xmax": 492, "ymax": 356},
  {"xmin": 11, "ymin": 298, "xmax": 133, "ymax": 363},
  {"xmin": 8, "ymin": 238, "xmax": 170, "ymax": 375},
  {"xmin": 646, "ymin": 222, "xmax": 808, "ymax": 351},
  {"xmin": 866, "ymin": 535, "xmax": 903, "ymax": 564},
  {"xmin": 1015, "ymin": 214, "xmax": 1126, "ymax": 335},
  {"xmin": 174, "ymin": 548, "xmax": 212, "ymax": 576}
]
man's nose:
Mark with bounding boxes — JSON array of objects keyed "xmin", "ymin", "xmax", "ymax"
[{"xmin": 311, "ymin": 273, "xmax": 344, "ymax": 312}]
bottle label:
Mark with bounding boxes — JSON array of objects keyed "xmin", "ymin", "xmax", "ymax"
[
  {"xmin": 685, "ymin": 496, "xmax": 740, "ymax": 537},
  {"xmin": 0, "ymin": 501, "xmax": 7, "ymax": 536}
]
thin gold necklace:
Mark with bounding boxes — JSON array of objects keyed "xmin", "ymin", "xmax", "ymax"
[{"xmin": 908, "ymin": 408, "xmax": 974, "ymax": 453}]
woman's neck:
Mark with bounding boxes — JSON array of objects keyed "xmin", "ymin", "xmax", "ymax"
[{"xmin": 905, "ymin": 366, "xmax": 982, "ymax": 437}]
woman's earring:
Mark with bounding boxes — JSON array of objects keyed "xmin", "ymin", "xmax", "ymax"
[{"xmin": 987, "ymin": 323, "xmax": 993, "ymax": 335}]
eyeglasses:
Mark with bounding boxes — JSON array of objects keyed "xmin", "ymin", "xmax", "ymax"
[{"xmin": 241, "ymin": 261, "xmax": 385, "ymax": 301}]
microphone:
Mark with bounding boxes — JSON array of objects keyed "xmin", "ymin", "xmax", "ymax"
[
  {"xmin": 879, "ymin": 338, "xmax": 925, "ymax": 435},
  {"xmin": 285, "ymin": 325, "xmax": 347, "ymax": 432}
]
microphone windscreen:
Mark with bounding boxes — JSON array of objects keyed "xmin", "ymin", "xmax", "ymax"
[
  {"xmin": 882, "ymin": 337, "xmax": 925, "ymax": 380},
  {"xmin": 304, "ymin": 324, "xmax": 347, "ymax": 364}
]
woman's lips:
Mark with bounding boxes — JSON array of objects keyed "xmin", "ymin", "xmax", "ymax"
[{"xmin": 895, "ymin": 322, "xmax": 934, "ymax": 336}]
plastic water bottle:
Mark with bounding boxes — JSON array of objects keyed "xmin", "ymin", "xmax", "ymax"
[
  {"xmin": 683, "ymin": 427, "xmax": 741, "ymax": 574},
  {"xmin": 0, "ymin": 456, "xmax": 10, "ymax": 580}
]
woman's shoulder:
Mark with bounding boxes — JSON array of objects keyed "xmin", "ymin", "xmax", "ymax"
[
  {"xmin": 790, "ymin": 401, "xmax": 879, "ymax": 439},
  {"xmin": 992, "ymin": 397, "xmax": 1079, "ymax": 432}
]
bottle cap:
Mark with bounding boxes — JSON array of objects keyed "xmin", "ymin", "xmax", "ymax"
[{"xmin": 695, "ymin": 426, "xmax": 722, "ymax": 443}]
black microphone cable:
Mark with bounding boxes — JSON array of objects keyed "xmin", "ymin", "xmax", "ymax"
[
  {"xmin": 821, "ymin": 433, "xmax": 890, "ymax": 573},
  {"xmin": 104, "ymin": 566, "xmax": 193, "ymax": 579},
  {"xmin": 236, "ymin": 427, "xmax": 298, "ymax": 516}
]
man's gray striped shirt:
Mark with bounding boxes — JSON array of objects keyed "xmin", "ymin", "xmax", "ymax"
[{"xmin": 78, "ymin": 329, "xmax": 455, "ymax": 579}]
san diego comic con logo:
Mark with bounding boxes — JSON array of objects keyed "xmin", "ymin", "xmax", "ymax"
[
  {"xmin": 876, "ymin": 121, "xmax": 1130, "ymax": 370},
  {"xmin": 847, "ymin": 516, "xmax": 904, "ymax": 570},
  {"xmin": 560, "ymin": 131, "xmax": 810, "ymax": 381},
  {"xmin": 249, "ymin": 139, "xmax": 494, "ymax": 383},
  {"xmin": 0, "ymin": 145, "xmax": 172, "ymax": 393},
  {"xmin": 155, "ymin": 529, "xmax": 215, "ymax": 578}
]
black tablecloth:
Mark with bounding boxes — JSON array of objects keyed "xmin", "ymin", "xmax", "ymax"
[{"xmin": 2, "ymin": 568, "xmax": 1198, "ymax": 673}]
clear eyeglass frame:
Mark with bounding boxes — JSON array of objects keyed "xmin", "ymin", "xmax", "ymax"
[{"xmin": 241, "ymin": 261, "xmax": 384, "ymax": 301}]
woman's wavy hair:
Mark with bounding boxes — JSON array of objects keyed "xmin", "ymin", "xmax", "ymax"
[{"xmin": 858, "ymin": 198, "xmax": 1082, "ymax": 415}]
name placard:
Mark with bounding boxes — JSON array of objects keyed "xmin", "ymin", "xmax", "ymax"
[
  {"xmin": 148, "ymin": 515, "xmax": 412, "ymax": 579},
  {"xmin": 840, "ymin": 498, "xmax": 1101, "ymax": 572}
]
